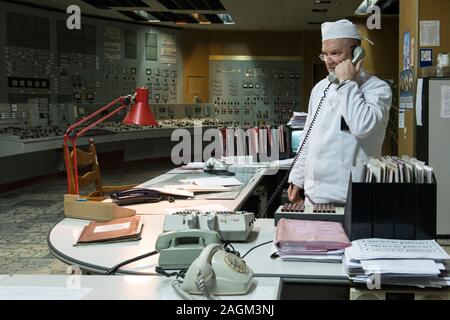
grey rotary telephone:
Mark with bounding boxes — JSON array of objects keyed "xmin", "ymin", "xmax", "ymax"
[{"xmin": 181, "ymin": 243, "xmax": 254, "ymax": 297}]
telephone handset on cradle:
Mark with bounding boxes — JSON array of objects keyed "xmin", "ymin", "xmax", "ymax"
[
  {"xmin": 110, "ymin": 188, "xmax": 174, "ymax": 206},
  {"xmin": 328, "ymin": 46, "xmax": 366, "ymax": 84},
  {"xmin": 181, "ymin": 243, "xmax": 254, "ymax": 296},
  {"xmin": 155, "ymin": 229, "xmax": 221, "ymax": 269}
]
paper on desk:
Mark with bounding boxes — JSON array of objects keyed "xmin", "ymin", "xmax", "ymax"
[
  {"xmin": 0, "ymin": 286, "xmax": 93, "ymax": 300},
  {"xmin": 179, "ymin": 177, "xmax": 243, "ymax": 187},
  {"xmin": 151, "ymin": 187, "xmax": 194, "ymax": 197},
  {"xmin": 360, "ymin": 259, "xmax": 442, "ymax": 276},
  {"xmin": 349, "ymin": 239, "xmax": 450, "ymax": 261},
  {"xmin": 169, "ymin": 168, "xmax": 204, "ymax": 174},
  {"xmin": 279, "ymin": 254, "xmax": 343, "ymax": 263},
  {"xmin": 180, "ymin": 162, "xmax": 205, "ymax": 169},
  {"xmin": 165, "ymin": 203, "xmax": 230, "ymax": 214},
  {"xmin": 349, "ymin": 276, "xmax": 450, "ymax": 288},
  {"xmin": 193, "ymin": 191, "xmax": 240, "ymax": 200},
  {"xmin": 164, "ymin": 184, "xmax": 231, "ymax": 192}
]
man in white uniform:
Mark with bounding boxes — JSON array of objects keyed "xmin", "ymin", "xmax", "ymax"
[{"xmin": 288, "ymin": 19, "xmax": 392, "ymax": 205}]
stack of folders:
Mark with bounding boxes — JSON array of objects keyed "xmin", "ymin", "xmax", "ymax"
[
  {"xmin": 362, "ymin": 155, "xmax": 434, "ymax": 183},
  {"xmin": 273, "ymin": 218, "xmax": 351, "ymax": 263},
  {"xmin": 343, "ymin": 238, "xmax": 450, "ymax": 288},
  {"xmin": 287, "ymin": 112, "xmax": 307, "ymax": 128}
]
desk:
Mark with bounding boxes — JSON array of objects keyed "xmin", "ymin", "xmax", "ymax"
[
  {"xmin": 48, "ymin": 215, "xmax": 348, "ymax": 283},
  {"xmin": 108, "ymin": 165, "xmax": 269, "ymax": 215},
  {"xmin": 0, "ymin": 275, "xmax": 280, "ymax": 300},
  {"xmin": 49, "ymin": 214, "xmax": 450, "ymax": 300}
]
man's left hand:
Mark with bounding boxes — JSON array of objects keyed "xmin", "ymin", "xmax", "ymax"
[{"xmin": 335, "ymin": 59, "xmax": 363, "ymax": 83}]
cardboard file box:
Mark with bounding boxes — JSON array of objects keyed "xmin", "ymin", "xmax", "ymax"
[{"xmin": 344, "ymin": 175, "xmax": 436, "ymax": 240}]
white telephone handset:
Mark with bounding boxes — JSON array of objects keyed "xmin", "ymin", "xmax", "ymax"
[
  {"xmin": 181, "ymin": 243, "xmax": 254, "ymax": 296},
  {"xmin": 328, "ymin": 46, "xmax": 366, "ymax": 84}
]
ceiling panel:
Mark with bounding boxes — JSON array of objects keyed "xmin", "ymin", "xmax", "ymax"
[{"xmin": 7, "ymin": 0, "xmax": 379, "ymax": 31}]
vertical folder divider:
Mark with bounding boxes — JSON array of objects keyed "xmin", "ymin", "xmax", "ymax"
[
  {"xmin": 415, "ymin": 175, "xmax": 437, "ymax": 239},
  {"xmin": 372, "ymin": 183, "xmax": 395, "ymax": 239},
  {"xmin": 344, "ymin": 175, "xmax": 373, "ymax": 240},
  {"xmin": 393, "ymin": 182, "xmax": 416, "ymax": 239}
]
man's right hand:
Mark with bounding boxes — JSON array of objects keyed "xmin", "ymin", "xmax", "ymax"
[{"xmin": 287, "ymin": 184, "xmax": 304, "ymax": 204}]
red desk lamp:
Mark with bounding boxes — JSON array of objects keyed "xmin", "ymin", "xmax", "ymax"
[{"xmin": 63, "ymin": 87, "xmax": 158, "ymax": 194}]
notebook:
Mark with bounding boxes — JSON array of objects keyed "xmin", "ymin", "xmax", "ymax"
[{"xmin": 75, "ymin": 216, "xmax": 143, "ymax": 246}]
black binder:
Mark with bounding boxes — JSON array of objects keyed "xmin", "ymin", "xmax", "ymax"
[{"xmin": 344, "ymin": 175, "xmax": 436, "ymax": 241}]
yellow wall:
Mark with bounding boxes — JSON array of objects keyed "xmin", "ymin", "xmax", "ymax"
[
  {"xmin": 419, "ymin": 0, "xmax": 450, "ymax": 73},
  {"xmin": 353, "ymin": 16, "xmax": 399, "ymax": 81},
  {"xmin": 398, "ymin": 0, "xmax": 419, "ymax": 157},
  {"xmin": 181, "ymin": 29, "xmax": 210, "ymax": 104},
  {"xmin": 397, "ymin": 0, "xmax": 450, "ymax": 157}
]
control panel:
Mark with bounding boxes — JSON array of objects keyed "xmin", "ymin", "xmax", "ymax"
[
  {"xmin": 210, "ymin": 57, "xmax": 302, "ymax": 127},
  {"xmin": 0, "ymin": 3, "xmax": 182, "ymax": 107},
  {"xmin": 0, "ymin": 102, "xmax": 64, "ymax": 140}
]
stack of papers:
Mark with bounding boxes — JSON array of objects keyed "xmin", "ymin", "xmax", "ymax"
[
  {"xmin": 343, "ymin": 238, "xmax": 450, "ymax": 288},
  {"xmin": 362, "ymin": 156, "xmax": 434, "ymax": 183},
  {"xmin": 273, "ymin": 219, "xmax": 351, "ymax": 263},
  {"xmin": 287, "ymin": 112, "xmax": 307, "ymax": 128}
]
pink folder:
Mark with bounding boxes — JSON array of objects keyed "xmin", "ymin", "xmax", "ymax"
[{"xmin": 275, "ymin": 218, "xmax": 351, "ymax": 253}]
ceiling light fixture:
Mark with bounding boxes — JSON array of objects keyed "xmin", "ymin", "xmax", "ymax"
[
  {"xmin": 355, "ymin": 0, "xmax": 379, "ymax": 15},
  {"xmin": 217, "ymin": 13, "xmax": 235, "ymax": 25},
  {"xmin": 132, "ymin": 10, "xmax": 161, "ymax": 22}
]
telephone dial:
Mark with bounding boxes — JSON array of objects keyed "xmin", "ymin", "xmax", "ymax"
[
  {"xmin": 328, "ymin": 46, "xmax": 366, "ymax": 84},
  {"xmin": 181, "ymin": 243, "xmax": 254, "ymax": 296}
]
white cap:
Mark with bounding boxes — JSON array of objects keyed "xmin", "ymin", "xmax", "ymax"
[{"xmin": 321, "ymin": 19, "xmax": 374, "ymax": 44}]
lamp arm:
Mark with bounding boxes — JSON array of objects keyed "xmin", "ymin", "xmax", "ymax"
[
  {"xmin": 63, "ymin": 94, "xmax": 134, "ymax": 194},
  {"xmin": 76, "ymin": 102, "xmax": 128, "ymax": 138},
  {"xmin": 65, "ymin": 95, "xmax": 133, "ymax": 140}
]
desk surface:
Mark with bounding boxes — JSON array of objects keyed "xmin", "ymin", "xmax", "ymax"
[
  {"xmin": 0, "ymin": 275, "xmax": 280, "ymax": 300},
  {"xmin": 106, "ymin": 166, "xmax": 268, "ymax": 215},
  {"xmin": 48, "ymin": 215, "xmax": 349, "ymax": 282}
]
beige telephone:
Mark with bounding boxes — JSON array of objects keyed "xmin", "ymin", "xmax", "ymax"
[
  {"xmin": 328, "ymin": 46, "xmax": 366, "ymax": 84},
  {"xmin": 181, "ymin": 243, "xmax": 254, "ymax": 296}
]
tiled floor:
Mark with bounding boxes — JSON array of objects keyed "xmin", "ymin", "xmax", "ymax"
[
  {"xmin": 0, "ymin": 161, "xmax": 175, "ymax": 275},
  {"xmin": 0, "ymin": 161, "xmax": 449, "ymax": 275}
]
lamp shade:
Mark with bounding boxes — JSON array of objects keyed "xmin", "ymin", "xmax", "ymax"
[{"xmin": 122, "ymin": 87, "xmax": 158, "ymax": 126}]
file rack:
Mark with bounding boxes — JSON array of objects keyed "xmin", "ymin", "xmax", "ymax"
[{"xmin": 344, "ymin": 175, "xmax": 436, "ymax": 240}]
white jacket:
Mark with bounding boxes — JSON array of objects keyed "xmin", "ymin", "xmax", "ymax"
[{"xmin": 288, "ymin": 70, "xmax": 392, "ymax": 204}]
